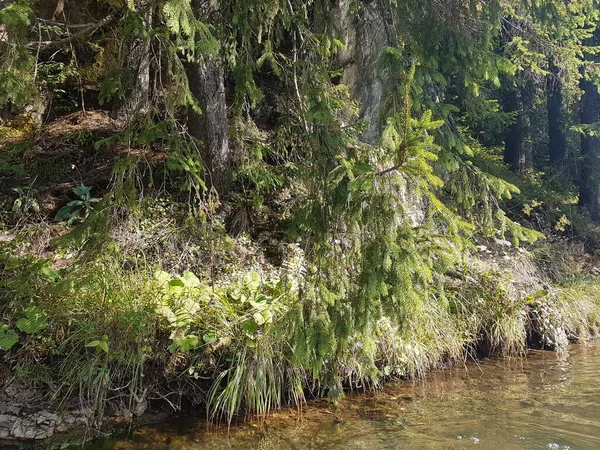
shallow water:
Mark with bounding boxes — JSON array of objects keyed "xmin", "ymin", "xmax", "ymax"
[{"xmin": 88, "ymin": 343, "xmax": 600, "ymax": 450}]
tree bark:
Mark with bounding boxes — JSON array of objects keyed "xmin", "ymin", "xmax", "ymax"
[
  {"xmin": 336, "ymin": 0, "xmax": 395, "ymax": 145},
  {"xmin": 115, "ymin": 0, "xmax": 153, "ymax": 125},
  {"xmin": 186, "ymin": 0, "xmax": 232, "ymax": 197},
  {"xmin": 502, "ymin": 78, "xmax": 534, "ymax": 172},
  {"xmin": 547, "ymin": 59, "xmax": 567, "ymax": 166},
  {"xmin": 503, "ymin": 87, "xmax": 525, "ymax": 171},
  {"xmin": 186, "ymin": 58, "xmax": 231, "ymax": 196}
]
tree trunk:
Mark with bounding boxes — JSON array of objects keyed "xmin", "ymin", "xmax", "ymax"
[
  {"xmin": 547, "ymin": 59, "xmax": 567, "ymax": 166},
  {"xmin": 186, "ymin": 0, "xmax": 232, "ymax": 197},
  {"xmin": 186, "ymin": 58, "xmax": 231, "ymax": 196},
  {"xmin": 580, "ymin": 80, "xmax": 600, "ymax": 221},
  {"xmin": 502, "ymin": 79, "xmax": 534, "ymax": 172},
  {"xmin": 503, "ymin": 87, "xmax": 525, "ymax": 171},
  {"xmin": 116, "ymin": 0, "xmax": 153, "ymax": 124},
  {"xmin": 336, "ymin": 0, "xmax": 394, "ymax": 145}
]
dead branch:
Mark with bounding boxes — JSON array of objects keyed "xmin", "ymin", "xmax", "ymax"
[{"xmin": 28, "ymin": 14, "xmax": 115, "ymax": 49}]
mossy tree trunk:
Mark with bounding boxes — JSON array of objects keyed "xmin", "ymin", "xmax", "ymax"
[
  {"xmin": 116, "ymin": 0, "xmax": 154, "ymax": 124},
  {"xmin": 186, "ymin": 0, "xmax": 232, "ymax": 197},
  {"xmin": 186, "ymin": 58, "xmax": 231, "ymax": 197}
]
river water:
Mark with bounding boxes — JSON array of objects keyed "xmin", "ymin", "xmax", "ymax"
[{"xmin": 89, "ymin": 343, "xmax": 600, "ymax": 450}]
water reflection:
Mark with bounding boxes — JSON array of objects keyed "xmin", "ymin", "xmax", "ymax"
[{"xmin": 87, "ymin": 343, "xmax": 600, "ymax": 450}]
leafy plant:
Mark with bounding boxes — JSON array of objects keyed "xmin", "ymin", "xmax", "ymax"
[
  {"xmin": 10, "ymin": 186, "xmax": 39, "ymax": 215},
  {"xmin": 16, "ymin": 306, "xmax": 48, "ymax": 334},
  {"xmin": 0, "ymin": 325, "xmax": 18, "ymax": 351},
  {"xmin": 55, "ymin": 185, "xmax": 100, "ymax": 225},
  {"xmin": 168, "ymin": 334, "xmax": 200, "ymax": 352},
  {"xmin": 86, "ymin": 334, "xmax": 110, "ymax": 355}
]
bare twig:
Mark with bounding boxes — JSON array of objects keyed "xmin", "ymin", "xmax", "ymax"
[
  {"xmin": 28, "ymin": 15, "xmax": 115, "ymax": 49},
  {"xmin": 40, "ymin": 19, "xmax": 108, "ymax": 29},
  {"xmin": 376, "ymin": 164, "xmax": 401, "ymax": 176}
]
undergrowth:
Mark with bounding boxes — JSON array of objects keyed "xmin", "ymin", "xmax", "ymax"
[{"xmin": 1, "ymin": 222, "xmax": 599, "ymax": 426}]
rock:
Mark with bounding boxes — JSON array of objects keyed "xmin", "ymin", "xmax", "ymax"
[
  {"xmin": 0, "ymin": 404, "xmax": 21, "ymax": 415},
  {"xmin": 0, "ymin": 403, "xmax": 89, "ymax": 441},
  {"xmin": 0, "ymin": 414, "xmax": 14, "ymax": 439},
  {"xmin": 493, "ymin": 238, "xmax": 512, "ymax": 247},
  {"xmin": 8, "ymin": 411, "xmax": 58, "ymax": 440}
]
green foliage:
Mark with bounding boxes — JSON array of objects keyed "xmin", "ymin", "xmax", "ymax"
[
  {"xmin": 86, "ymin": 335, "xmax": 110, "ymax": 355},
  {"xmin": 55, "ymin": 185, "xmax": 100, "ymax": 225},
  {"xmin": 0, "ymin": 0, "xmax": 36, "ymax": 108},
  {"xmin": 450, "ymin": 269, "xmax": 527, "ymax": 356},
  {"xmin": 0, "ymin": 325, "xmax": 19, "ymax": 351},
  {"xmin": 10, "ymin": 186, "xmax": 39, "ymax": 215},
  {"xmin": 161, "ymin": 0, "xmax": 219, "ymax": 61},
  {"xmin": 16, "ymin": 306, "xmax": 47, "ymax": 334},
  {"xmin": 445, "ymin": 154, "xmax": 544, "ymax": 245}
]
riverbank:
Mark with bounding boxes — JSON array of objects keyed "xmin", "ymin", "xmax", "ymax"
[
  {"xmin": 8, "ymin": 343, "xmax": 600, "ymax": 449},
  {"xmin": 2, "ymin": 234, "xmax": 600, "ymax": 446},
  {"xmin": 78, "ymin": 343, "xmax": 600, "ymax": 450}
]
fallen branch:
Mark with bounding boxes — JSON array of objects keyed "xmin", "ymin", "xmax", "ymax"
[
  {"xmin": 445, "ymin": 269, "xmax": 476, "ymax": 284},
  {"xmin": 40, "ymin": 18, "xmax": 110, "ymax": 29},
  {"xmin": 28, "ymin": 14, "xmax": 115, "ymax": 49}
]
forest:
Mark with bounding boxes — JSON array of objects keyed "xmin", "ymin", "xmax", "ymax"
[{"xmin": 2, "ymin": 0, "xmax": 600, "ymax": 443}]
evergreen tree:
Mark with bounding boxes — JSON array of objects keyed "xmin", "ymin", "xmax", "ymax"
[{"xmin": 580, "ymin": 26, "xmax": 600, "ymax": 221}]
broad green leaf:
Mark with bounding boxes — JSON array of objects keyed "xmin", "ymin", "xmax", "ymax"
[
  {"xmin": 260, "ymin": 309, "xmax": 273, "ymax": 324},
  {"xmin": 249, "ymin": 294, "xmax": 268, "ymax": 309},
  {"xmin": 0, "ymin": 325, "xmax": 18, "ymax": 351},
  {"xmin": 243, "ymin": 320, "xmax": 258, "ymax": 334},
  {"xmin": 40, "ymin": 265, "xmax": 60, "ymax": 281},
  {"xmin": 203, "ymin": 332, "xmax": 217, "ymax": 344},
  {"xmin": 11, "ymin": 198, "xmax": 22, "ymax": 212},
  {"xmin": 169, "ymin": 335, "xmax": 200, "ymax": 353},
  {"xmin": 253, "ymin": 311, "xmax": 266, "ymax": 326},
  {"xmin": 244, "ymin": 272, "xmax": 261, "ymax": 291},
  {"xmin": 73, "ymin": 185, "xmax": 92, "ymax": 200},
  {"xmin": 55, "ymin": 205, "xmax": 75, "ymax": 221},
  {"xmin": 154, "ymin": 270, "xmax": 172, "ymax": 285},
  {"xmin": 182, "ymin": 270, "xmax": 200, "ymax": 287},
  {"xmin": 16, "ymin": 307, "xmax": 47, "ymax": 334},
  {"xmin": 86, "ymin": 339, "xmax": 109, "ymax": 354},
  {"xmin": 98, "ymin": 341, "xmax": 109, "ymax": 354}
]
